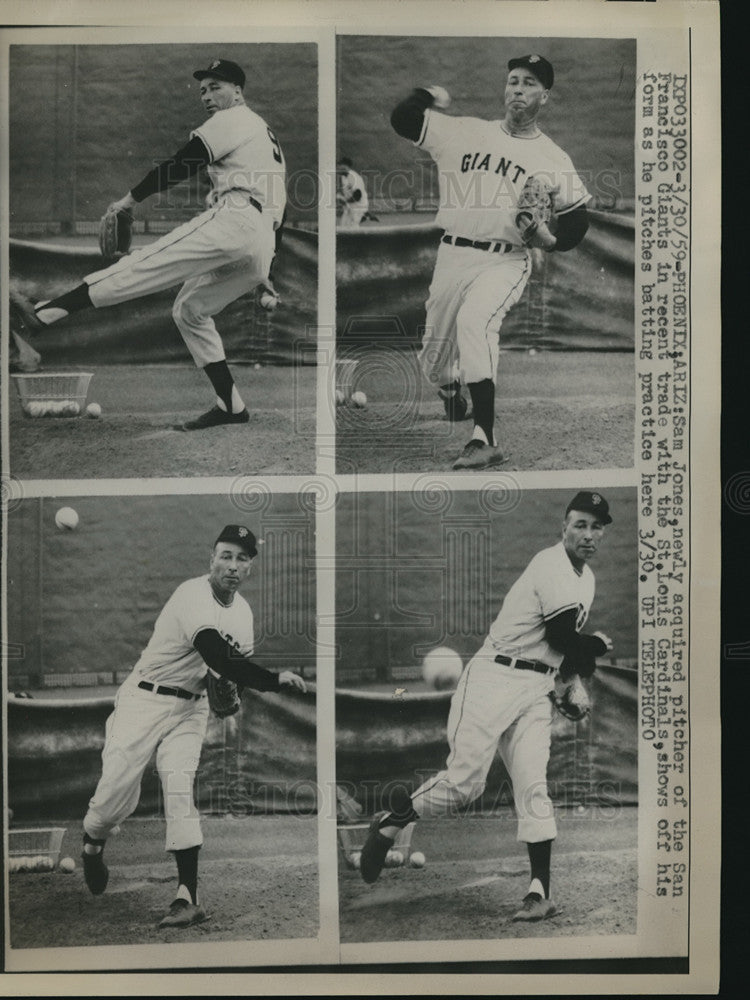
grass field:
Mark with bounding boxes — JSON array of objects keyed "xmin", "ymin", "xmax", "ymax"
[
  {"xmin": 337, "ymin": 350, "xmax": 634, "ymax": 474},
  {"xmin": 339, "ymin": 808, "xmax": 637, "ymax": 943},
  {"xmin": 7, "ymin": 814, "xmax": 318, "ymax": 953},
  {"xmin": 8, "ymin": 363, "xmax": 316, "ymax": 479}
]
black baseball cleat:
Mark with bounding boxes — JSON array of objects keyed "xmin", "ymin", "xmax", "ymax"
[
  {"xmin": 452, "ymin": 439, "xmax": 507, "ymax": 470},
  {"xmin": 81, "ymin": 850, "xmax": 109, "ymax": 895},
  {"xmin": 158, "ymin": 898, "xmax": 207, "ymax": 928},
  {"xmin": 511, "ymin": 893, "xmax": 557, "ymax": 922},
  {"xmin": 360, "ymin": 822, "xmax": 395, "ymax": 885},
  {"xmin": 178, "ymin": 406, "xmax": 250, "ymax": 431},
  {"xmin": 439, "ymin": 388, "xmax": 470, "ymax": 422},
  {"xmin": 360, "ymin": 786, "xmax": 418, "ymax": 884}
]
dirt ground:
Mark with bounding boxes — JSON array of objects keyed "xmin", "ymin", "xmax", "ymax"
[
  {"xmin": 7, "ymin": 814, "xmax": 318, "ymax": 951},
  {"xmin": 336, "ymin": 351, "xmax": 634, "ymax": 474},
  {"xmin": 8, "ymin": 364, "xmax": 316, "ymax": 479},
  {"xmin": 339, "ymin": 808, "xmax": 637, "ymax": 943}
]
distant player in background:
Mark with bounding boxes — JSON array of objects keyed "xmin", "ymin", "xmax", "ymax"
[
  {"xmin": 360, "ymin": 491, "xmax": 613, "ymax": 923},
  {"xmin": 25, "ymin": 58, "xmax": 286, "ymax": 431},
  {"xmin": 81, "ymin": 524, "xmax": 306, "ymax": 928},
  {"xmin": 391, "ymin": 55, "xmax": 591, "ymax": 469},
  {"xmin": 337, "ymin": 157, "xmax": 369, "ymax": 228}
]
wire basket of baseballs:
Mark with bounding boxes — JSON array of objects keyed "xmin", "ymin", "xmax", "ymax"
[
  {"xmin": 337, "ymin": 821, "xmax": 424, "ymax": 871},
  {"xmin": 12, "ymin": 372, "xmax": 94, "ymax": 418},
  {"xmin": 8, "ymin": 827, "xmax": 67, "ymax": 873}
]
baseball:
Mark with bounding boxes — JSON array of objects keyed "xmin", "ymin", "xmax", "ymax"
[
  {"xmin": 55, "ymin": 506, "xmax": 79, "ymax": 530},
  {"xmin": 389, "ymin": 849, "xmax": 404, "ymax": 867},
  {"xmin": 58, "ymin": 857, "xmax": 76, "ymax": 873},
  {"xmin": 422, "ymin": 646, "xmax": 463, "ymax": 690},
  {"xmin": 86, "ymin": 402, "xmax": 102, "ymax": 418},
  {"xmin": 427, "ymin": 85, "xmax": 451, "ymax": 109},
  {"xmin": 62, "ymin": 400, "xmax": 80, "ymax": 417},
  {"xmin": 409, "ymin": 851, "xmax": 426, "ymax": 868},
  {"xmin": 259, "ymin": 290, "xmax": 279, "ymax": 311},
  {"xmin": 351, "ymin": 390, "xmax": 367, "ymax": 408},
  {"xmin": 528, "ymin": 348, "xmax": 538, "ymax": 356},
  {"xmin": 350, "ymin": 851, "xmax": 361, "ymax": 870}
]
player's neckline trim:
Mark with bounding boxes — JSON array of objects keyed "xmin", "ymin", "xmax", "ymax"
[{"xmin": 500, "ymin": 122, "xmax": 542, "ymax": 140}]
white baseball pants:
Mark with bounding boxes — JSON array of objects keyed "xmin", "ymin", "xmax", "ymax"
[
  {"xmin": 420, "ymin": 242, "xmax": 532, "ymax": 387},
  {"xmin": 83, "ymin": 679, "xmax": 209, "ymax": 851},
  {"xmin": 410, "ymin": 653, "xmax": 558, "ymax": 843},
  {"xmin": 85, "ymin": 195, "xmax": 275, "ymax": 367}
]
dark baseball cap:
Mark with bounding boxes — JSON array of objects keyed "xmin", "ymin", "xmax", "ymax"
[
  {"xmin": 565, "ymin": 491, "xmax": 612, "ymax": 525},
  {"xmin": 214, "ymin": 524, "xmax": 258, "ymax": 557},
  {"xmin": 507, "ymin": 54, "xmax": 554, "ymax": 90},
  {"xmin": 193, "ymin": 59, "xmax": 246, "ymax": 89}
]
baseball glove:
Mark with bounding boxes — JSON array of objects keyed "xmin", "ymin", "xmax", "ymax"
[
  {"xmin": 99, "ymin": 205, "xmax": 134, "ymax": 259},
  {"xmin": 514, "ymin": 175, "xmax": 553, "ymax": 245},
  {"xmin": 206, "ymin": 669, "xmax": 242, "ymax": 719},
  {"xmin": 551, "ymin": 674, "xmax": 591, "ymax": 723}
]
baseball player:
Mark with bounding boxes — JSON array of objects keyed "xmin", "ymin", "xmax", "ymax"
[
  {"xmin": 29, "ymin": 58, "xmax": 286, "ymax": 431},
  {"xmin": 391, "ymin": 55, "xmax": 591, "ymax": 469},
  {"xmin": 80, "ymin": 524, "xmax": 306, "ymax": 929},
  {"xmin": 336, "ymin": 157, "xmax": 370, "ymax": 228},
  {"xmin": 360, "ymin": 491, "xmax": 613, "ymax": 923}
]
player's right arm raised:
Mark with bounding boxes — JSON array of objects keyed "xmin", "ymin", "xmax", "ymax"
[{"xmin": 391, "ymin": 86, "xmax": 450, "ymax": 141}]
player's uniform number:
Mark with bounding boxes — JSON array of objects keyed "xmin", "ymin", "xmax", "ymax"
[{"xmin": 267, "ymin": 127, "xmax": 283, "ymax": 164}]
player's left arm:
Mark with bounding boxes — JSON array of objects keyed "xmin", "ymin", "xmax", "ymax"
[
  {"xmin": 106, "ymin": 135, "xmax": 213, "ymax": 215},
  {"xmin": 548, "ymin": 204, "xmax": 589, "ymax": 251}
]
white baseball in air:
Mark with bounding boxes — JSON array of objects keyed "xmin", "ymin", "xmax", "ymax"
[
  {"xmin": 426, "ymin": 85, "xmax": 451, "ymax": 109},
  {"xmin": 409, "ymin": 851, "xmax": 426, "ymax": 868},
  {"xmin": 350, "ymin": 390, "xmax": 367, "ymax": 408},
  {"xmin": 86, "ymin": 402, "xmax": 102, "ymax": 418},
  {"xmin": 55, "ymin": 506, "xmax": 79, "ymax": 531},
  {"xmin": 421, "ymin": 646, "xmax": 463, "ymax": 690},
  {"xmin": 58, "ymin": 857, "xmax": 76, "ymax": 873}
]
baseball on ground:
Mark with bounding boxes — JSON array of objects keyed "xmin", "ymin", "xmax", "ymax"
[
  {"xmin": 389, "ymin": 849, "xmax": 404, "ymax": 867},
  {"xmin": 55, "ymin": 506, "xmax": 79, "ymax": 530},
  {"xmin": 351, "ymin": 390, "xmax": 367, "ymax": 408},
  {"xmin": 86, "ymin": 402, "xmax": 102, "ymax": 418},
  {"xmin": 409, "ymin": 851, "xmax": 426, "ymax": 868},
  {"xmin": 58, "ymin": 857, "xmax": 76, "ymax": 873}
]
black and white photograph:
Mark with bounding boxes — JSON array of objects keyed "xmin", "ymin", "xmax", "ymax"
[
  {"xmin": 335, "ymin": 36, "xmax": 636, "ymax": 475},
  {"xmin": 7, "ymin": 40, "xmax": 318, "ymax": 478},
  {"xmin": 5, "ymin": 491, "xmax": 319, "ymax": 959},
  {"xmin": 0, "ymin": 0, "xmax": 722, "ymax": 993},
  {"xmin": 335, "ymin": 486, "xmax": 638, "ymax": 947}
]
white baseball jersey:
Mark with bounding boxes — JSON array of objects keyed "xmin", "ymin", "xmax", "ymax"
[
  {"xmin": 193, "ymin": 105, "xmax": 287, "ymax": 228},
  {"xmin": 339, "ymin": 168, "xmax": 369, "ymax": 212},
  {"xmin": 418, "ymin": 110, "xmax": 590, "ymax": 243},
  {"xmin": 481, "ymin": 541, "xmax": 595, "ymax": 669},
  {"xmin": 132, "ymin": 575, "xmax": 254, "ymax": 693}
]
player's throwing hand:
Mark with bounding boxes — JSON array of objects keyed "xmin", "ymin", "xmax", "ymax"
[{"xmin": 278, "ymin": 670, "xmax": 307, "ymax": 693}]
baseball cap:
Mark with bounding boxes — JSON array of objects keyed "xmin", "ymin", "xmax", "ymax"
[
  {"xmin": 193, "ymin": 59, "xmax": 246, "ymax": 89},
  {"xmin": 507, "ymin": 54, "xmax": 554, "ymax": 90},
  {"xmin": 214, "ymin": 524, "xmax": 258, "ymax": 557},
  {"xmin": 565, "ymin": 491, "xmax": 613, "ymax": 525}
]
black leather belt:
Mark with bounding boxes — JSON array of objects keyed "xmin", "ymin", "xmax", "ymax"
[
  {"xmin": 495, "ymin": 654, "xmax": 554, "ymax": 675},
  {"xmin": 442, "ymin": 233, "xmax": 515, "ymax": 254},
  {"xmin": 138, "ymin": 680, "xmax": 201, "ymax": 701}
]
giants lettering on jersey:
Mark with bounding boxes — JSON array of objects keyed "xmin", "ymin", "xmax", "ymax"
[{"xmin": 460, "ymin": 152, "xmax": 527, "ymax": 185}]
